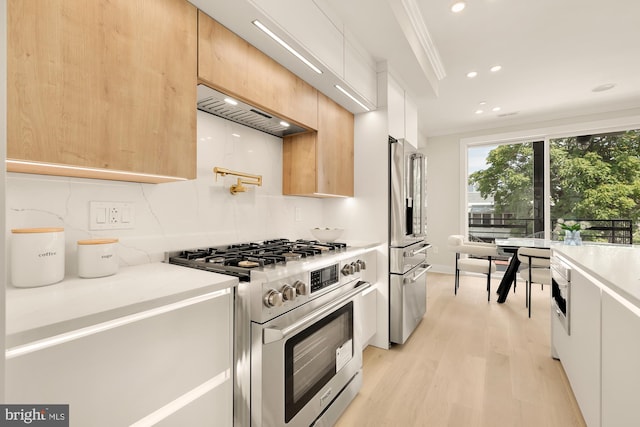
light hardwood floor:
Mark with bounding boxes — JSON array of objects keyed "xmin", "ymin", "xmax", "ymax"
[{"xmin": 336, "ymin": 272, "xmax": 586, "ymax": 427}]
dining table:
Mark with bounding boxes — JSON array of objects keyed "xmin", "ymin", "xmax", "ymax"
[{"xmin": 494, "ymin": 237, "xmax": 556, "ymax": 303}]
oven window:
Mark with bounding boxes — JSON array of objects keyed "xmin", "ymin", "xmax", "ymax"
[{"xmin": 284, "ymin": 302, "xmax": 353, "ymax": 423}]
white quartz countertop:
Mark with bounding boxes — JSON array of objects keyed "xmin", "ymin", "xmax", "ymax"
[
  {"xmin": 552, "ymin": 244, "xmax": 640, "ymax": 308},
  {"xmin": 6, "ymin": 262, "xmax": 238, "ymax": 348}
]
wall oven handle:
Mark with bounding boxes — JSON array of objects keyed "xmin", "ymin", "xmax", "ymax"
[
  {"xmin": 263, "ymin": 282, "xmax": 372, "ymax": 345},
  {"xmin": 403, "ymin": 243, "xmax": 431, "ymax": 258},
  {"xmin": 403, "ymin": 264, "xmax": 431, "ymax": 284}
]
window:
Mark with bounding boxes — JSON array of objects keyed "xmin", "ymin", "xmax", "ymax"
[{"xmin": 464, "ymin": 128, "xmax": 640, "ymax": 244}]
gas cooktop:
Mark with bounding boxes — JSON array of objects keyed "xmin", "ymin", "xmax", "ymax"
[{"xmin": 167, "ymin": 239, "xmax": 347, "ymax": 281}]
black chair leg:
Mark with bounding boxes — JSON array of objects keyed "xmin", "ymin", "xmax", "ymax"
[
  {"xmin": 486, "ymin": 274, "xmax": 491, "ymax": 301},
  {"xmin": 455, "ymin": 269, "xmax": 459, "ymax": 294},
  {"xmin": 454, "ymin": 255, "xmax": 459, "ymax": 295},
  {"xmin": 528, "ymin": 282, "xmax": 532, "ymax": 318}
]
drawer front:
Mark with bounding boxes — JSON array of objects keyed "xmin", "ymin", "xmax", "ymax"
[{"xmin": 6, "ymin": 291, "xmax": 232, "ymax": 426}]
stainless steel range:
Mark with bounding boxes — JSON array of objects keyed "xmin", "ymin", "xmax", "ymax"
[{"xmin": 167, "ymin": 239, "xmax": 373, "ymax": 426}]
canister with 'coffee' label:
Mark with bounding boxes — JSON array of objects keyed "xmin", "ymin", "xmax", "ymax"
[{"xmin": 11, "ymin": 227, "xmax": 65, "ymax": 288}]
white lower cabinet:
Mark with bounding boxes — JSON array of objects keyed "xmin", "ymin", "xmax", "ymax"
[
  {"xmin": 559, "ymin": 268, "xmax": 601, "ymax": 427},
  {"xmin": 361, "ymin": 286, "xmax": 377, "ymax": 349},
  {"xmin": 601, "ymin": 290, "xmax": 640, "ymax": 427},
  {"xmin": 6, "ymin": 290, "xmax": 233, "ymax": 427}
]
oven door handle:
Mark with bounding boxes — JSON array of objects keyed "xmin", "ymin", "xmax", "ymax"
[{"xmin": 263, "ymin": 282, "xmax": 372, "ymax": 345}]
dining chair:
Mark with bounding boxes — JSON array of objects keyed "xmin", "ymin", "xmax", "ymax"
[
  {"xmin": 447, "ymin": 235, "xmax": 499, "ymax": 301},
  {"xmin": 517, "ymin": 247, "xmax": 551, "ymax": 317}
]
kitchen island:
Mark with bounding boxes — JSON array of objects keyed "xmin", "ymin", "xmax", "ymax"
[
  {"xmin": 551, "ymin": 244, "xmax": 640, "ymax": 427},
  {"xmin": 6, "ymin": 262, "xmax": 237, "ymax": 426}
]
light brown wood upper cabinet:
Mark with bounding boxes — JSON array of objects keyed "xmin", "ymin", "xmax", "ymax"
[
  {"xmin": 7, "ymin": 0, "xmax": 198, "ymax": 183},
  {"xmin": 197, "ymin": 11, "xmax": 318, "ymax": 131},
  {"xmin": 283, "ymin": 93, "xmax": 354, "ymax": 197}
]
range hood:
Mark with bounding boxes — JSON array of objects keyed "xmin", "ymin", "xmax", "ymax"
[{"xmin": 197, "ymin": 84, "xmax": 308, "ymax": 137}]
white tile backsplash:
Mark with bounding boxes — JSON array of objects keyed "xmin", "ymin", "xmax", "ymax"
[{"xmin": 6, "ymin": 111, "xmax": 323, "ymax": 278}]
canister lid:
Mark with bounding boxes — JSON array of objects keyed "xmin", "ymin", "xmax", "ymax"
[
  {"xmin": 77, "ymin": 238, "xmax": 119, "ymax": 245},
  {"xmin": 11, "ymin": 227, "xmax": 64, "ymax": 233}
]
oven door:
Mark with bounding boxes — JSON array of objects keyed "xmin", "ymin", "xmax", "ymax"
[{"xmin": 254, "ymin": 284, "xmax": 368, "ymax": 426}]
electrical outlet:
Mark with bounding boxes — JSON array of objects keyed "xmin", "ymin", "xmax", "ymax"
[
  {"xmin": 90, "ymin": 201, "xmax": 135, "ymax": 230},
  {"xmin": 109, "ymin": 207, "xmax": 119, "ymax": 224}
]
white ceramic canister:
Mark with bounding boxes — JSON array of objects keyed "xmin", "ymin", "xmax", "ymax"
[
  {"xmin": 11, "ymin": 227, "xmax": 65, "ymax": 288},
  {"xmin": 77, "ymin": 238, "xmax": 119, "ymax": 278}
]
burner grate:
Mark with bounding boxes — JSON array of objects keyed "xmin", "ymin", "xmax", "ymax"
[{"xmin": 168, "ymin": 239, "xmax": 348, "ymax": 280}]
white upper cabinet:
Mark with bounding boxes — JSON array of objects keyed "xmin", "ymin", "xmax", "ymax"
[
  {"xmin": 344, "ymin": 30, "xmax": 378, "ymax": 106},
  {"xmin": 249, "ymin": 0, "xmax": 377, "ymax": 107},
  {"xmin": 404, "ymin": 92, "xmax": 418, "ymax": 147},
  {"xmin": 388, "ymin": 76, "xmax": 405, "ymax": 141},
  {"xmin": 387, "ymin": 74, "xmax": 418, "ymax": 148},
  {"xmin": 250, "ymin": 0, "xmax": 343, "ymax": 76}
]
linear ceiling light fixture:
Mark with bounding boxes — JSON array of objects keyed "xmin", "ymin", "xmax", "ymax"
[
  {"xmin": 335, "ymin": 85, "xmax": 371, "ymax": 112},
  {"xmin": 252, "ymin": 20, "xmax": 322, "ymax": 74}
]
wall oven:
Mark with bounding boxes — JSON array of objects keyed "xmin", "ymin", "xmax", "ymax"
[{"xmin": 551, "ymin": 256, "xmax": 571, "ymax": 335}]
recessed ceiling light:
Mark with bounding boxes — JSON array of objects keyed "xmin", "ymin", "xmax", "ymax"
[
  {"xmin": 467, "ymin": 71, "xmax": 478, "ymax": 78},
  {"xmin": 592, "ymin": 83, "xmax": 616, "ymax": 92},
  {"xmin": 224, "ymin": 97, "xmax": 238, "ymax": 106},
  {"xmin": 451, "ymin": 1, "xmax": 466, "ymax": 13},
  {"xmin": 475, "ymin": 110, "xmax": 484, "ymax": 114},
  {"xmin": 490, "ymin": 65, "xmax": 502, "ymax": 72},
  {"xmin": 479, "ymin": 101, "xmax": 487, "ymax": 105},
  {"xmin": 231, "ymin": 133, "xmax": 241, "ymax": 138},
  {"xmin": 492, "ymin": 107, "xmax": 501, "ymax": 112}
]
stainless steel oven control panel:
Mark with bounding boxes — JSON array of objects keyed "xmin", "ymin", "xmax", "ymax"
[{"xmin": 310, "ymin": 263, "xmax": 339, "ymax": 293}]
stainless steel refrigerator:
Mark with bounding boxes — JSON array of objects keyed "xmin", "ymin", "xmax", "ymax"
[{"xmin": 389, "ymin": 136, "xmax": 431, "ymax": 345}]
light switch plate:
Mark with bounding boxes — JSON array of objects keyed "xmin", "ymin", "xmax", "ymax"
[{"xmin": 89, "ymin": 201, "xmax": 135, "ymax": 230}]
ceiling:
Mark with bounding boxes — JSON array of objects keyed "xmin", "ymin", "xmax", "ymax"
[
  {"xmin": 192, "ymin": 0, "xmax": 640, "ymax": 138},
  {"xmin": 324, "ymin": 0, "xmax": 640, "ymax": 137}
]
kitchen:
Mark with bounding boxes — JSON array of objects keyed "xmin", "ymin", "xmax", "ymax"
[{"xmin": 1, "ymin": 0, "xmax": 640, "ymax": 426}]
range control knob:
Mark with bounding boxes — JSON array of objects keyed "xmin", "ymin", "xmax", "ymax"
[
  {"xmin": 356, "ymin": 259, "xmax": 366, "ymax": 270},
  {"xmin": 351, "ymin": 262, "xmax": 360, "ymax": 272},
  {"xmin": 281, "ymin": 284, "xmax": 296, "ymax": 301},
  {"xmin": 264, "ymin": 289, "xmax": 283, "ymax": 308},
  {"xmin": 341, "ymin": 264, "xmax": 354, "ymax": 276},
  {"xmin": 293, "ymin": 280, "xmax": 308, "ymax": 296}
]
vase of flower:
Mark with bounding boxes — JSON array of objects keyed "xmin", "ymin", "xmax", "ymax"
[{"xmin": 556, "ymin": 219, "xmax": 589, "ymax": 245}]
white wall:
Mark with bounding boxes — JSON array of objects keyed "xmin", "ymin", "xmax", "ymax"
[
  {"xmin": 424, "ymin": 107, "xmax": 640, "ymax": 274},
  {"xmin": 5, "ymin": 111, "xmax": 325, "ymax": 279}
]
